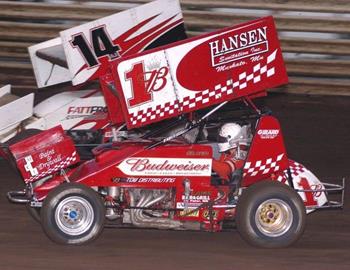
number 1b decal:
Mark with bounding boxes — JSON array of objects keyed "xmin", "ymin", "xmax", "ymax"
[
  {"xmin": 70, "ymin": 25, "xmax": 121, "ymax": 68},
  {"xmin": 125, "ymin": 62, "xmax": 169, "ymax": 107}
]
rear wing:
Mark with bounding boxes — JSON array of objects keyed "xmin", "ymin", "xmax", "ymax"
[
  {"xmin": 28, "ymin": 0, "xmax": 186, "ymax": 88},
  {"xmin": 112, "ymin": 16, "xmax": 288, "ymax": 129}
]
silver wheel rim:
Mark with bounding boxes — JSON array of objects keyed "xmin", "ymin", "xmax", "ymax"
[
  {"xmin": 55, "ymin": 196, "xmax": 94, "ymax": 236},
  {"xmin": 254, "ymin": 198, "xmax": 293, "ymax": 237}
]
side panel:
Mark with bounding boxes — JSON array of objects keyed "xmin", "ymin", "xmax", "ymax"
[
  {"xmin": 242, "ymin": 115, "xmax": 289, "ymax": 186},
  {"xmin": 276, "ymin": 160, "xmax": 328, "ymax": 210},
  {"xmin": 9, "ymin": 126, "xmax": 79, "ymax": 183},
  {"xmin": 76, "ymin": 144, "xmax": 213, "ymax": 188}
]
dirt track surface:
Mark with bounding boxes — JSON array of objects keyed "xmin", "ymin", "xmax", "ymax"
[{"xmin": 0, "ymin": 94, "xmax": 349, "ymax": 270}]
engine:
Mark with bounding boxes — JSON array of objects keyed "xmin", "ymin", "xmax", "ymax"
[{"xmin": 104, "ymin": 187, "xmax": 200, "ymax": 230}]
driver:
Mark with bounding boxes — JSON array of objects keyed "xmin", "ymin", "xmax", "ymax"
[{"xmin": 212, "ymin": 123, "xmax": 252, "ymax": 182}]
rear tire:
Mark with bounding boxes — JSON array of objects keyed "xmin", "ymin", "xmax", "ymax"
[
  {"xmin": 236, "ymin": 180, "xmax": 306, "ymax": 248},
  {"xmin": 41, "ymin": 183, "xmax": 105, "ymax": 245}
]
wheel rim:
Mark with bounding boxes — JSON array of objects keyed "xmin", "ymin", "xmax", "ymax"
[
  {"xmin": 254, "ymin": 198, "xmax": 293, "ymax": 237},
  {"xmin": 55, "ymin": 196, "xmax": 94, "ymax": 236}
]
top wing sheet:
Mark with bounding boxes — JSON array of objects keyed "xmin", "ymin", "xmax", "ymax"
[
  {"xmin": 113, "ymin": 16, "xmax": 288, "ymax": 129},
  {"xmin": 29, "ymin": 0, "xmax": 185, "ymax": 88}
]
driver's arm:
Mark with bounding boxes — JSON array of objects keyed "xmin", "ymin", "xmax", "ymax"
[
  {"xmin": 212, "ymin": 159, "xmax": 231, "ymax": 181},
  {"xmin": 212, "ymin": 158, "xmax": 244, "ymax": 182}
]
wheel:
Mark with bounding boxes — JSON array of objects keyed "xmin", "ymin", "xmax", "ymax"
[
  {"xmin": 236, "ymin": 180, "xmax": 306, "ymax": 248},
  {"xmin": 41, "ymin": 183, "xmax": 105, "ymax": 245},
  {"xmin": 26, "ymin": 203, "xmax": 41, "ymax": 223}
]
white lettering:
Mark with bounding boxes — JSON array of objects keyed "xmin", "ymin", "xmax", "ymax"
[{"xmin": 257, "ymin": 129, "xmax": 279, "ymax": 139}]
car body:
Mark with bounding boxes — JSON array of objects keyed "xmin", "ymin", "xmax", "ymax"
[{"xmin": 5, "ymin": 15, "xmax": 344, "ymax": 248}]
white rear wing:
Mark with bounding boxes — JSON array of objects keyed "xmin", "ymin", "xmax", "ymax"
[
  {"xmin": 0, "ymin": 85, "xmax": 34, "ymax": 133},
  {"xmin": 28, "ymin": 0, "xmax": 185, "ymax": 88}
]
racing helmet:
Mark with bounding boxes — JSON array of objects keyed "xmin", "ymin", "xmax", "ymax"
[{"xmin": 217, "ymin": 123, "xmax": 252, "ymax": 152}]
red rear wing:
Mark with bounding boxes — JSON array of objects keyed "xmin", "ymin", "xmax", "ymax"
[{"xmin": 112, "ymin": 16, "xmax": 288, "ymax": 129}]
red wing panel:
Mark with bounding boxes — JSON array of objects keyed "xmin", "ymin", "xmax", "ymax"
[{"xmin": 113, "ymin": 16, "xmax": 288, "ymax": 129}]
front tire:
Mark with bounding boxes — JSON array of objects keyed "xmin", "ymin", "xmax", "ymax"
[
  {"xmin": 236, "ymin": 180, "xmax": 306, "ymax": 248},
  {"xmin": 41, "ymin": 183, "xmax": 105, "ymax": 245}
]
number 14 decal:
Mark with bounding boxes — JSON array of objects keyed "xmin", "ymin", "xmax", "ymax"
[
  {"xmin": 70, "ymin": 25, "xmax": 121, "ymax": 68},
  {"xmin": 125, "ymin": 62, "xmax": 169, "ymax": 107}
]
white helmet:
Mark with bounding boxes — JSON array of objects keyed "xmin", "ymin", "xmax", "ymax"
[{"xmin": 217, "ymin": 123, "xmax": 251, "ymax": 152}]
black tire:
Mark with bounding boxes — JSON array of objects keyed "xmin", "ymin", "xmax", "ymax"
[
  {"xmin": 236, "ymin": 180, "xmax": 306, "ymax": 248},
  {"xmin": 41, "ymin": 183, "xmax": 105, "ymax": 245},
  {"xmin": 26, "ymin": 203, "xmax": 41, "ymax": 223}
]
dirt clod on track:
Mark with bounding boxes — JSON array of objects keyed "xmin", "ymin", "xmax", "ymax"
[{"xmin": 0, "ymin": 93, "xmax": 349, "ymax": 270}]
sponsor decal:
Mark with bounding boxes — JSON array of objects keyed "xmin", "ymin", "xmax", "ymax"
[
  {"xmin": 66, "ymin": 106, "xmax": 108, "ymax": 120},
  {"xmin": 24, "ymin": 155, "xmax": 38, "ymax": 177},
  {"xmin": 257, "ymin": 129, "xmax": 279, "ymax": 139},
  {"xmin": 37, "ymin": 149, "xmax": 63, "ymax": 171},
  {"xmin": 125, "ymin": 61, "xmax": 169, "ymax": 107},
  {"xmin": 70, "ymin": 25, "xmax": 121, "ymax": 69},
  {"xmin": 117, "ymin": 157, "xmax": 212, "ymax": 176},
  {"xmin": 182, "ymin": 195, "xmax": 210, "ymax": 203},
  {"xmin": 177, "ymin": 192, "xmax": 211, "ymax": 209},
  {"xmin": 68, "ymin": 106, "xmax": 107, "ymax": 114},
  {"xmin": 181, "ymin": 194, "xmax": 210, "ymax": 203},
  {"xmin": 310, "ymin": 184, "xmax": 323, "ymax": 198},
  {"xmin": 209, "ymin": 27, "xmax": 268, "ymax": 68},
  {"xmin": 177, "ymin": 202, "xmax": 202, "ymax": 208},
  {"xmin": 116, "ymin": 177, "xmax": 176, "ymax": 183},
  {"xmin": 179, "ymin": 209, "xmax": 199, "ymax": 217},
  {"xmin": 186, "ymin": 150, "xmax": 210, "ymax": 157},
  {"xmin": 202, "ymin": 209, "xmax": 218, "ymax": 220},
  {"xmin": 24, "ymin": 149, "xmax": 63, "ymax": 176}
]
